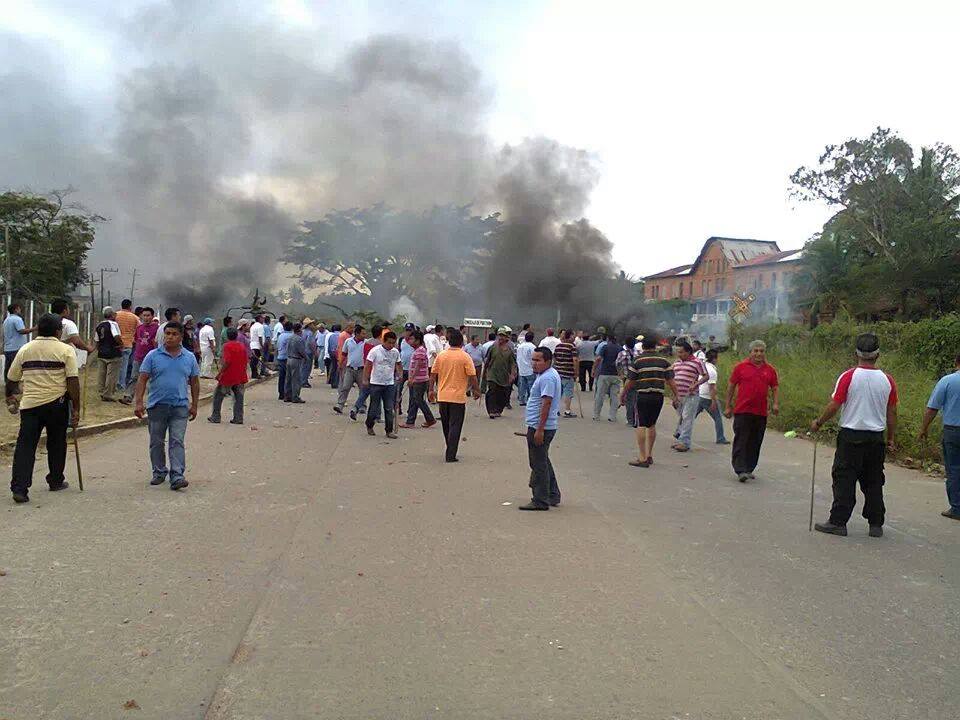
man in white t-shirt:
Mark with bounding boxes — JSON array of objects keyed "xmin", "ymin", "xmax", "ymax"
[
  {"xmin": 516, "ymin": 331, "xmax": 536, "ymax": 404},
  {"xmin": 198, "ymin": 317, "xmax": 217, "ymax": 378},
  {"xmin": 248, "ymin": 315, "xmax": 265, "ymax": 377},
  {"xmin": 51, "ymin": 299, "xmax": 93, "ymax": 367},
  {"xmin": 694, "ymin": 348, "xmax": 728, "ymax": 443},
  {"xmin": 423, "ymin": 325, "xmax": 443, "ymax": 369},
  {"xmin": 811, "ymin": 333, "xmax": 897, "ymax": 538},
  {"xmin": 539, "ymin": 328, "xmax": 561, "ymax": 353},
  {"xmin": 692, "ymin": 340, "xmax": 707, "ymax": 362},
  {"xmin": 362, "ymin": 330, "xmax": 402, "ymax": 438}
]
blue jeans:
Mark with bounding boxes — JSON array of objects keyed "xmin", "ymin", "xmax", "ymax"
[
  {"xmin": 300, "ymin": 354, "xmax": 313, "ymax": 384},
  {"xmin": 366, "ymin": 384, "xmax": 397, "ymax": 431},
  {"xmin": 518, "ymin": 374, "xmax": 534, "ymax": 404},
  {"xmin": 943, "ymin": 425, "xmax": 960, "ymax": 512},
  {"xmin": 676, "ymin": 394, "xmax": 700, "ymax": 448},
  {"xmin": 353, "ymin": 384, "xmax": 370, "ymax": 413},
  {"xmin": 124, "ymin": 359, "xmax": 143, "ymax": 398},
  {"xmin": 147, "ymin": 404, "xmax": 189, "ymax": 484},
  {"xmin": 696, "ymin": 396, "xmax": 728, "ymax": 442},
  {"xmin": 118, "ymin": 348, "xmax": 133, "ymax": 390}
]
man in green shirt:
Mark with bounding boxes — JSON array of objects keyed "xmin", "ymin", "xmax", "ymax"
[{"xmin": 481, "ymin": 326, "xmax": 517, "ymax": 419}]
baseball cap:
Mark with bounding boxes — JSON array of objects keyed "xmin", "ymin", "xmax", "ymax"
[
  {"xmin": 497, "ymin": 325, "xmax": 512, "ymax": 335},
  {"xmin": 404, "ymin": 322, "xmax": 416, "ymax": 331},
  {"xmin": 426, "ymin": 324, "xmax": 436, "ymax": 332}
]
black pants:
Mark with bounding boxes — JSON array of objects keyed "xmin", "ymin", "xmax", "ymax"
[
  {"xmin": 277, "ymin": 360, "xmax": 287, "ymax": 399},
  {"xmin": 439, "ymin": 402, "xmax": 465, "ymax": 461},
  {"xmin": 327, "ymin": 359, "xmax": 339, "ymax": 388},
  {"xmin": 406, "ymin": 381, "xmax": 435, "ymax": 425},
  {"xmin": 732, "ymin": 413, "xmax": 767, "ymax": 474},
  {"xmin": 485, "ymin": 383, "xmax": 511, "ymax": 416},
  {"xmin": 527, "ymin": 427, "xmax": 560, "ymax": 507},
  {"xmin": 11, "ymin": 397, "xmax": 69, "ymax": 495},
  {"xmin": 829, "ymin": 429, "xmax": 886, "ymax": 526},
  {"xmin": 4, "ymin": 350, "xmax": 18, "ymax": 383},
  {"xmin": 578, "ymin": 361, "xmax": 594, "ymax": 392}
]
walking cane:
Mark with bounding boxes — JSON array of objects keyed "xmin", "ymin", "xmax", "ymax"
[
  {"xmin": 808, "ymin": 439, "xmax": 817, "ymax": 531},
  {"xmin": 72, "ymin": 426, "xmax": 84, "ymax": 492}
]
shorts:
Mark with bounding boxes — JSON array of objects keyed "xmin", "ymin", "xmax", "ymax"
[
  {"xmin": 561, "ymin": 377, "xmax": 575, "ymax": 398},
  {"xmin": 634, "ymin": 393, "xmax": 665, "ymax": 428}
]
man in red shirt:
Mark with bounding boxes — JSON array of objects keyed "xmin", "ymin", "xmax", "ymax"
[
  {"xmin": 208, "ymin": 327, "xmax": 248, "ymax": 425},
  {"xmin": 724, "ymin": 340, "xmax": 779, "ymax": 482},
  {"xmin": 810, "ymin": 333, "xmax": 897, "ymax": 537}
]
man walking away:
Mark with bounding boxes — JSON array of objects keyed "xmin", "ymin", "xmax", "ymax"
[
  {"xmin": 334, "ymin": 325, "xmax": 366, "ymax": 414},
  {"xmin": 400, "ymin": 330, "xmax": 436, "ymax": 428},
  {"xmin": 670, "ymin": 341, "xmax": 707, "ymax": 452},
  {"xmin": 429, "ymin": 329, "xmax": 480, "ymax": 462},
  {"xmin": 481, "ymin": 327, "xmax": 517, "ymax": 419},
  {"xmin": 577, "ymin": 334, "xmax": 597, "ymax": 392},
  {"xmin": 539, "ymin": 328, "xmax": 561, "ymax": 353},
  {"xmin": 811, "ymin": 333, "xmax": 896, "ymax": 537},
  {"xmin": 725, "ymin": 340, "xmax": 779, "ymax": 482},
  {"xmin": 363, "ymin": 330, "xmax": 401, "ymax": 437},
  {"xmin": 3, "ymin": 303, "xmax": 33, "ymax": 383},
  {"xmin": 133, "ymin": 321, "xmax": 199, "ymax": 491},
  {"xmin": 620, "ymin": 336, "xmax": 677, "ymax": 467},
  {"xmin": 593, "ymin": 334, "xmax": 621, "ymax": 422},
  {"xmin": 617, "ymin": 337, "xmax": 637, "ymax": 426},
  {"xmin": 284, "ymin": 323, "xmax": 307, "ymax": 403},
  {"xmin": 553, "ymin": 329, "xmax": 579, "ymax": 418},
  {"xmin": 275, "ymin": 321, "xmax": 293, "ymax": 400},
  {"xmin": 94, "ymin": 307, "xmax": 127, "ymax": 403},
  {"xmin": 116, "ymin": 299, "xmax": 139, "ymax": 390},
  {"xmin": 519, "ymin": 347, "xmax": 562, "ymax": 510},
  {"xmin": 6, "ymin": 313, "xmax": 80, "ymax": 504},
  {"xmin": 695, "ymin": 348, "xmax": 728, "ymax": 444},
  {"xmin": 198, "ymin": 317, "xmax": 217, "ymax": 378},
  {"xmin": 919, "ymin": 352, "xmax": 960, "ymax": 521},
  {"xmin": 515, "ymin": 331, "xmax": 536, "ymax": 405},
  {"xmin": 209, "ymin": 327, "xmax": 248, "ymax": 424}
]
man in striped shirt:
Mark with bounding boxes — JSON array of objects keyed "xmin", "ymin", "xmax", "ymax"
[
  {"xmin": 620, "ymin": 336, "xmax": 678, "ymax": 467},
  {"xmin": 671, "ymin": 341, "xmax": 708, "ymax": 452},
  {"xmin": 399, "ymin": 330, "xmax": 436, "ymax": 428},
  {"xmin": 552, "ymin": 330, "xmax": 579, "ymax": 418}
]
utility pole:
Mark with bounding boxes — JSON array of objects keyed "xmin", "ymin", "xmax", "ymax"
[
  {"xmin": 129, "ymin": 268, "xmax": 138, "ymax": 304},
  {"xmin": 99, "ymin": 267, "xmax": 118, "ymax": 313},
  {"xmin": 4, "ymin": 225, "xmax": 11, "ymax": 311},
  {"xmin": 88, "ymin": 278, "xmax": 100, "ymax": 316}
]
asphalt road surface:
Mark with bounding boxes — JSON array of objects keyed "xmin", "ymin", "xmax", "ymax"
[{"xmin": 1, "ymin": 373, "xmax": 957, "ymax": 719}]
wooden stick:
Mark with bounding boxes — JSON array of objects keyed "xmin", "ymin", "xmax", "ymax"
[
  {"xmin": 72, "ymin": 426, "xmax": 84, "ymax": 492},
  {"xmin": 808, "ymin": 439, "xmax": 817, "ymax": 531}
]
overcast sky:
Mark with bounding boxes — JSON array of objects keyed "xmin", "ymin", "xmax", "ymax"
[{"xmin": 3, "ymin": 0, "xmax": 959, "ymax": 283}]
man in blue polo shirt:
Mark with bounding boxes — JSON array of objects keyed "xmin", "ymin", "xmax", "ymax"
[
  {"xmin": 920, "ymin": 352, "xmax": 960, "ymax": 521},
  {"xmin": 519, "ymin": 346, "xmax": 562, "ymax": 511},
  {"xmin": 133, "ymin": 321, "xmax": 200, "ymax": 491},
  {"xmin": 3, "ymin": 303, "xmax": 33, "ymax": 382}
]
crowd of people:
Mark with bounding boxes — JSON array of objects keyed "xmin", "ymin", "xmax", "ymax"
[{"xmin": 4, "ymin": 301, "xmax": 960, "ymax": 531}]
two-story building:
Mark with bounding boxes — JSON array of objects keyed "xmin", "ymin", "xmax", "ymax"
[{"xmin": 643, "ymin": 237, "xmax": 802, "ymax": 323}]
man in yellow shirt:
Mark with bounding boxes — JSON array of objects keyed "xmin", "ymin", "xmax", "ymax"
[
  {"xmin": 5, "ymin": 313, "xmax": 81, "ymax": 504},
  {"xmin": 429, "ymin": 328, "xmax": 480, "ymax": 462}
]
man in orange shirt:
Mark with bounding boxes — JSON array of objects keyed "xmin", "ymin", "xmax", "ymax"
[
  {"xmin": 429, "ymin": 328, "xmax": 481, "ymax": 463},
  {"xmin": 337, "ymin": 320, "xmax": 356, "ymax": 368},
  {"xmin": 115, "ymin": 299, "xmax": 140, "ymax": 392}
]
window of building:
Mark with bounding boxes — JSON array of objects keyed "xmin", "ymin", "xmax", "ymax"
[
  {"xmin": 689, "ymin": 281, "xmax": 693, "ymax": 297},
  {"xmin": 771, "ymin": 272, "xmax": 777, "ymax": 288},
  {"xmin": 678, "ymin": 282, "xmax": 683, "ymax": 297},
  {"xmin": 706, "ymin": 279, "xmax": 712, "ymax": 295},
  {"xmin": 701, "ymin": 280, "xmax": 706, "ymax": 295}
]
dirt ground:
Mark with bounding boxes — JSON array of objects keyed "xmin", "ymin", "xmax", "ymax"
[{"xmin": 0, "ymin": 362, "xmax": 219, "ymax": 446}]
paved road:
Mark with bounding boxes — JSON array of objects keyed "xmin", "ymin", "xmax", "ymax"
[{"xmin": 1, "ymin": 373, "xmax": 957, "ymax": 719}]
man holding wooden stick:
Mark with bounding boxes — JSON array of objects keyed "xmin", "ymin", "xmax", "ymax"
[{"xmin": 6, "ymin": 312, "xmax": 81, "ymax": 504}]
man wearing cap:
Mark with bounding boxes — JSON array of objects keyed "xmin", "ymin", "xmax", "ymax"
[
  {"xmin": 724, "ymin": 340, "xmax": 779, "ymax": 481},
  {"xmin": 481, "ymin": 326, "xmax": 517, "ymax": 419},
  {"xmin": 811, "ymin": 333, "xmax": 897, "ymax": 537},
  {"xmin": 423, "ymin": 325, "xmax": 442, "ymax": 371},
  {"xmin": 198, "ymin": 317, "xmax": 217, "ymax": 378}
]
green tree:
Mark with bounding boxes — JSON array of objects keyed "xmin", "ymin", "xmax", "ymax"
[
  {"xmin": 791, "ymin": 128, "xmax": 960, "ymax": 318},
  {"xmin": 0, "ymin": 190, "xmax": 99, "ymax": 301}
]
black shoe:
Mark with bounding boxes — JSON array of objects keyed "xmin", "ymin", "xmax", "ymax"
[
  {"xmin": 367, "ymin": 426, "xmax": 375, "ymax": 436},
  {"xmin": 518, "ymin": 502, "xmax": 549, "ymax": 511},
  {"xmin": 869, "ymin": 525, "xmax": 883, "ymax": 537},
  {"xmin": 207, "ymin": 417, "xmax": 221, "ymax": 423},
  {"xmin": 814, "ymin": 522, "xmax": 848, "ymax": 536},
  {"xmin": 292, "ymin": 398, "xmax": 306, "ymax": 404},
  {"xmin": 230, "ymin": 419, "xmax": 243, "ymax": 425},
  {"xmin": 48, "ymin": 481, "xmax": 69, "ymax": 492},
  {"xmin": 505, "ymin": 403, "xmax": 513, "ymax": 410},
  {"xmin": 737, "ymin": 473, "xmax": 749, "ymax": 483},
  {"xmin": 12, "ymin": 492, "xmax": 29, "ymax": 504},
  {"xmin": 150, "ymin": 476, "xmax": 166, "ymax": 486},
  {"xmin": 170, "ymin": 479, "xmax": 189, "ymax": 491},
  {"xmin": 333, "ymin": 406, "xmax": 343, "ymax": 415},
  {"xmin": 549, "ymin": 500, "xmax": 560, "ymax": 507},
  {"xmin": 941, "ymin": 509, "xmax": 960, "ymax": 521},
  {"xmin": 445, "ymin": 457, "xmax": 459, "ymax": 463},
  {"xmin": 349, "ymin": 410, "xmax": 357, "ymax": 421}
]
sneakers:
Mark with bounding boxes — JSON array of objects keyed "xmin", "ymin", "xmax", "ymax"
[
  {"xmin": 207, "ymin": 417, "xmax": 221, "ymax": 423},
  {"xmin": 333, "ymin": 406, "xmax": 343, "ymax": 414},
  {"xmin": 869, "ymin": 525, "xmax": 883, "ymax": 537},
  {"xmin": 170, "ymin": 478, "xmax": 189, "ymax": 491},
  {"xmin": 150, "ymin": 476, "xmax": 166, "ymax": 486},
  {"xmin": 349, "ymin": 410, "xmax": 357, "ymax": 421},
  {"xmin": 814, "ymin": 522, "xmax": 848, "ymax": 536},
  {"xmin": 518, "ymin": 502, "xmax": 549, "ymax": 511},
  {"xmin": 386, "ymin": 432, "xmax": 399, "ymax": 439},
  {"xmin": 357, "ymin": 407, "xmax": 366, "ymax": 415}
]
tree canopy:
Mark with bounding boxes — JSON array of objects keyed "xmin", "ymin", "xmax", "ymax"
[
  {"xmin": 791, "ymin": 128, "xmax": 960, "ymax": 319},
  {"xmin": 0, "ymin": 190, "xmax": 99, "ymax": 302}
]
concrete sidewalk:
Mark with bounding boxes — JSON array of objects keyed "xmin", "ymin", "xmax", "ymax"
[{"xmin": 1, "ymin": 375, "xmax": 956, "ymax": 719}]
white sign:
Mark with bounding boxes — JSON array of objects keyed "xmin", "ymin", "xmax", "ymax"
[{"xmin": 463, "ymin": 318, "xmax": 493, "ymax": 328}]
